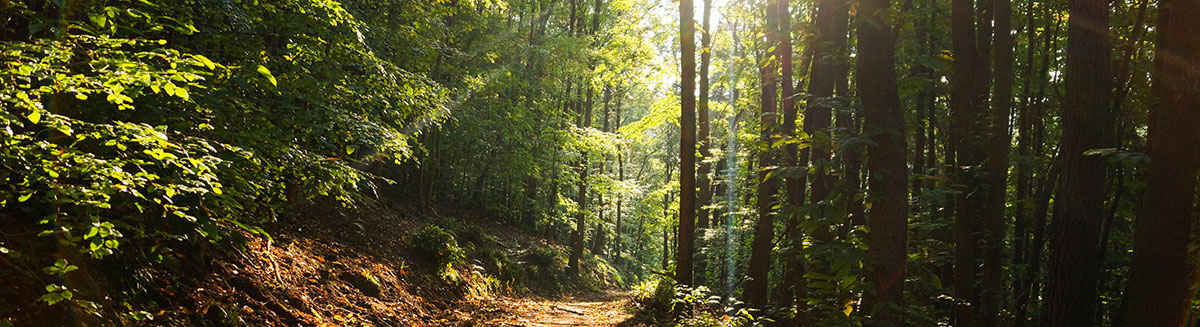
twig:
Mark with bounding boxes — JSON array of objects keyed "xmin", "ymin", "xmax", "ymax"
[
  {"xmin": 266, "ymin": 239, "xmax": 282, "ymax": 284},
  {"xmin": 554, "ymin": 305, "xmax": 584, "ymax": 315}
]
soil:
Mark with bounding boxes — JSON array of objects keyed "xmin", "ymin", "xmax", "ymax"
[{"xmin": 483, "ymin": 289, "xmax": 635, "ymax": 327}]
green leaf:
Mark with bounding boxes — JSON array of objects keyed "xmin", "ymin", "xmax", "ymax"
[
  {"xmin": 256, "ymin": 65, "xmax": 277, "ymax": 86},
  {"xmin": 26, "ymin": 110, "xmax": 40, "ymax": 124},
  {"xmin": 176, "ymin": 87, "xmax": 189, "ymax": 101},
  {"xmin": 193, "ymin": 55, "xmax": 216, "ymax": 70}
]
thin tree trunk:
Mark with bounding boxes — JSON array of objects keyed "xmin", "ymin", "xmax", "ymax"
[
  {"xmin": 615, "ymin": 98, "xmax": 625, "ymax": 262},
  {"xmin": 1015, "ymin": 13, "xmax": 1062, "ymax": 327},
  {"xmin": 776, "ymin": 0, "xmax": 803, "ymax": 319},
  {"xmin": 569, "ymin": 90, "xmax": 592, "ymax": 273},
  {"xmin": 695, "ymin": 0, "xmax": 713, "ymax": 287},
  {"xmin": 1011, "ymin": 0, "xmax": 1036, "ymax": 316}
]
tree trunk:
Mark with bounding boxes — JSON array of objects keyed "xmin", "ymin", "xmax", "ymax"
[
  {"xmin": 1042, "ymin": 0, "xmax": 1114, "ymax": 324},
  {"xmin": 569, "ymin": 84, "xmax": 593, "ymax": 274},
  {"xmin": 856, "ymin": 0, "xmax": 908, "ymax": 323},
  {"xmin": 695, "ymin": 0, "xmax": 713, "ymax": 287},
  {"xmin": 676, "ymin": 0, "xmax": 697, "ymax": 287},
  {"xmin": 1127, "ymin": 0, "xmax": 1200, "ymax": 325},
  {"xmin": 980, "ymin": 0, "xmax": 1013, "ymax": 324},
  {"xmin": 1015, "ymin": 13, "xmax": 1061, "ymax": 327},
  {"xmin": 746, "ymin": 0, "xmax": 780, "ymax": 308},
  {"xmin": 777, "ymin": 0, "xmax": 804, "ymax": 319},
  {"xmin": 950, "ymin": 0, "xmax": 985, "ymax": 323},
  {"xmin": 1011, "ymin": 0, "xmax": 1036, "ymax": 317},
  {"xmin": 833, "ymin": 4, "xmax": 860, "ymax": 235},
  {"xmin": 805, "ymin": 0, "xmax": 837, "ymax": 244},
  {"xmin": 615, "ymin": 94, "xmax": 626, "ymax": 262}
]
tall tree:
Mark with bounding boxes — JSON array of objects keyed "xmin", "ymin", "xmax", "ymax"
[
  {"xmin": 615, "ymin": 95, "xmax": 625, "ymax": 262},
  {"xmin": 569, "ymin": 0, "xmax": 605, "ymax": 275},
  {"xmin": 746, "ymin": 0, "xmax": 781, "ymax": 308},
  {"xmin": 695, "ymin": 0, "xmax": 714, "ymax": 286},
  {"xmin": 980, "ymin": 0, "xmax": 1014, "ymax": 323},
  {"xmin": 676, "ymin": 0, "xmax": 698, "ymax": 286},
  {"xmin": 1042, "ymin": 0, "xmax": 1114, "ymax": 324},
  {"xmin": 1014, "ymin": 12, "xmax": 1062, "ymax": 327},
  {"xmin": 1010, "ymin": 0, "xmax": 1036, "ymax": 320},
  {"xmin": 856, "ymin": 0, "xmax": 908, "ymax": 323},
  {"xmin": 948, "ymin": 0, "xmax": 989, "ymax": 323},
  {"xmin": 1127, "ymin": 0, "xmax": 1200, "ymax": 325},
  {"xmin": 806, "ymin": 0, "xmax": 837, "ymax": 244},
  {"xmin": 778, "ymin": 0, "xmax": 808, "ymax": 321}
]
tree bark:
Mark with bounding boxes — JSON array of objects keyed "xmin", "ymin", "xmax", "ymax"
[
  {"xmin": 1015, "ymin": 15, "xmax": 1061, "ymax": 327},
  {"xmin": 1127, "ymin": 0, "xmax": 1200, "ymax": 325},
  {"xmin": 746, "ymin": 0, "xmax": 780, "ymax": 307},
  {"xmin": 950, "ymin": 0, "xmax": 985, "ymax": 323},
  {"xmin": 980, "ymin": 0, "xmax": 1013, "ymax": 323},
  {"xmin": 1010, "ymin": 0, "xmax": 1036, "ymax": 318},
  {"xmin": 805, "ymin": 0, "xmax": 838, "ymax": 244},
  {"xmin": 569, "ymin": 84, "xmax": 593, "ymax": 275},
  {"xmin": 676, "ymin": 0, "xmax": 697, "ymax": 286},
  {"xmin": 857, "ymin": 0, "xmax": 908, "ymax": 323},
  {"xmin": 1042, "ymin": 0, "xmax": 1114, "ymax": 324}
]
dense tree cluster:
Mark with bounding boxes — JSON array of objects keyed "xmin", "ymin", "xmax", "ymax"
[{"xmin": 667, "ymin": 0, "xmax": 1200, "ymax": 325}]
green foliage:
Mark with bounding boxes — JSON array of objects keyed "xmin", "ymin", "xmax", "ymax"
[
  {"xmin": 411, "ymin": 224, "xmax": 466, "ymax": 270},
  {"xmin": 2, "ymin": 0, "xmax": 452, "ymax": 319},
  {"xmin": 673, "ymin": 285, "xmax": 761, "ymax": 327}
]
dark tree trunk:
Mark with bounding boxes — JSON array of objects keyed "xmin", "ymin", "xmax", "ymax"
[
  {"xmin": 1042, "ymin": 0, "xmax": 1114, "ymax": 324},
  {"xmin": 1011, "ymin": 0, "xmax": 1036, "ymax": 317},
  {"xmin": 980, "ymin": 0, "xmax": 1013, "ymax": 324},
  {"xmin": 832, "ymin": 2, "xmax": 859, "ymax": 234},
  {"xmin": 1127, "ymin": 0, "xmax": 1200, "ymax": 325},
  {"xmin": 676, "ymin": 0, "xmax": 697, "ymax": 286},
  {"xmin": 950, "ymin": 0, "xmax": 985, "ymax": 323},
  {"xmin": 776, "ymin": 0, "xmax": 803, "ymax": 319},
  {"xmin": 569, "ymin": 84, "xmax": 593, "ymax": 275},
  {"xmin": 615, "ymin": 96, "xmax": 625, "ymax": 261},
  {"xmin": 805, "ymin": 0, "xmax": 837, "ymax": 244},
  {"xmin": 856, "ymin": 0, "xmax": 908, "ymax": 323},
  {"xmin": 746, "ymin": 0, "xmax": 780, "ymax": 308}
]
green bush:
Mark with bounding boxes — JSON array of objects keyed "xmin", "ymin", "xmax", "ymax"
[
  {"xmin": 672, "ymin": 286, "xmax": 761, "ymax": 327},
  {"xmin": 410, "ymin": 225, "xmax": 465, "ymax": 269},
  {"xmin": 522, "ymin": 245, "xmax": 566, "ymax": 269}
]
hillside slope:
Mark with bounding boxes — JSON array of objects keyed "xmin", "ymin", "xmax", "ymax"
[{"xmin": 1, "ymin": 199, "xmax": 631, "ymax": 326}]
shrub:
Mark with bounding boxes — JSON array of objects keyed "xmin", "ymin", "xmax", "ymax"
[
  {"xmin": 410, "ymin": 225, "xmax": 464, "ymax": 269},
  {"xmin": 672, "ymin": 286, "xmax": 762, "ymax": 327},
  {"xmin": 522, "ymin": 245, "xmax": 566, "ymax": 269}
]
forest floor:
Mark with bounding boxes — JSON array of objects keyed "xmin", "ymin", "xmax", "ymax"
[
  {"xmin": 1, "ymin": 191, "xmax": 647, "ymax": 326},
  {"xmin": 34, "ymin": 197, "xmax": 643, "ymax": 326},
  {"xmin": 482, "ymin": 289, "xmax": 637, "ymax": 326}
]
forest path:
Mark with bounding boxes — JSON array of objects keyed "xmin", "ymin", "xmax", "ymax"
[{"xmin": 485, "ymin": 289, "xmax": 636, "ymax": 326}]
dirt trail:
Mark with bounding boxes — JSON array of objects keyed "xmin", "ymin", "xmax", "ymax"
[{"xmin": 484, "ymin": 289, "xmax": 635, "ymax": 327}]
